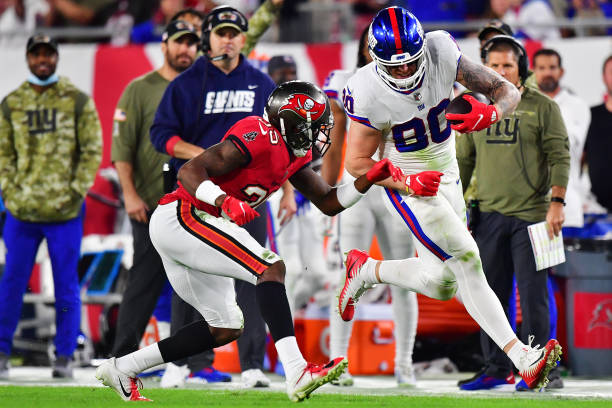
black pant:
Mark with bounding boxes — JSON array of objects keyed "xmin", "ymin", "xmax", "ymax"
[
  {"xmin": 112, "ymin": 215, "xmax": 213, "ymax": 368},
  {"xmin": 473, "ymin": 211, "xmax": 550, "ymax": 377}
]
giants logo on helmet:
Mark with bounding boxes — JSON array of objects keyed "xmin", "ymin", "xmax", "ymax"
[{"xmin": 279, "ymin": 93, "xmax": 325, "ymax": 121}]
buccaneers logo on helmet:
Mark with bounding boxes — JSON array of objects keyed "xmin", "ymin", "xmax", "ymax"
[{"xmin": 279, "ymin": 94, "xmax": 326, "ymax": 122}]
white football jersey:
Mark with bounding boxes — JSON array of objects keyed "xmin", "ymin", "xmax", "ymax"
[
  {"xmin": 323, "ymin": 69, "xmax": 354, "ymax": 125},
  {"xmin": 343, "ymin": 31, "xmax": 461, "ymax": 177}
]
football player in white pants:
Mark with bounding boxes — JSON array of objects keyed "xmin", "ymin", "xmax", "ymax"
[
  {"xmin": 338, "ymin": 7, "xmax": 561, "ymax": 391},
  {"xmin": 322, "ymin": 27, "xmax": 418, "ymax": 387}
]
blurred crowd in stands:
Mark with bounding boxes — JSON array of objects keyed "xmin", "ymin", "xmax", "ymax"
[{"xmin": 1, "ymin": 0, "xmax": 611, "ymax": 44}]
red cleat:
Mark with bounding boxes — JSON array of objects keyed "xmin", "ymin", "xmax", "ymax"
[
  {"xmin": 518, "ymin": 338, "xmax": 562, "ymax": 391},
  {"xmin": 338, "ymin": 249, "xmax": 372, "ymax": 322},
  {"xmin": 286, "ymin": 357, "xmax": 348, "ymax": 401}
]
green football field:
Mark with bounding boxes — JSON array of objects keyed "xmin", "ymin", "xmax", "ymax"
[{"xmin": 0, "ymin": 387, "xmax": 610, "ymax": 408}]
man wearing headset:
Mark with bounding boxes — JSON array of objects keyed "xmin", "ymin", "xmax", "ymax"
[
  {"xmin": 150, "ymin": 6, "xmax": 279, "ymax": 389},
  {"xmin": 455, "ymin": 36, "xmax": 569, "ymax": 391}
]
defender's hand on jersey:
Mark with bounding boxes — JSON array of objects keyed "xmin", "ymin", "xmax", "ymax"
[
  {"xmin": 366, "ymin": 158, "xmax": 404, "ymax": 183},
  {"xmin": 221, "ymin": 196, "xmax": 259, "ymax": 226},
  {"xmin": 405, "ymin": 171, "xmax": 444, "ymax": 196},
  {"xmin": 445, "ymin": 95, "xmax": 499, "ymax": 133}
]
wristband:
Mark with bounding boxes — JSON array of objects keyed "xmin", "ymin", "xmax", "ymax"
[
  {"xmin": 195, "ymin": 180, "xmax": 226, "ymax": 206},
  {"xmin": 336, "ymin": 182, "xmax": 365, "ymax": 209},
  {"xmin": 550, "ymin": 197, "xmax": 566, "ymax": 206}
]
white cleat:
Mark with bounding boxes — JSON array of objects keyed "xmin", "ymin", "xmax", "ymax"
[
  {"xmin": 95, "ymin": 357, "xmax": 151, "ymax": 401},
  {"xmin": 160, "ymin": 362, "xmax": 190, "ymax": 388},
  {"xmin": 286, "ymin": 357, "xmax": 348, "ymax": 402},
  {"xmin": 241, "ymin": 368, "xmax": 271, "ymax": 388}
]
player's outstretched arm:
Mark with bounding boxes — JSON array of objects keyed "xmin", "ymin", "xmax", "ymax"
[
  {"xmin": 456, "ymin": 54, "xmax": 520, "ymax": 119},
  {"xmin": 289, "ymin": 158, "xmax": 402, "ymax": 216}
]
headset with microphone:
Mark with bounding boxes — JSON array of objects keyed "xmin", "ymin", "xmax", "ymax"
[
  {"xmin": 480, "ymin": 35, "xmax": 529, "ymax": 83},
  {"xmin": 201, "ymin": 5, "xmax": 248, "ymax": 61}
]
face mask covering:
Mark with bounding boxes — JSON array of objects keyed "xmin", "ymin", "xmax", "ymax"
[{"xmin": 27, "ymin": 73, "xmax": 59, "ymax": 86}]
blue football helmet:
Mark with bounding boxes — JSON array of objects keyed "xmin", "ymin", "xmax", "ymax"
[{"xmin": 368, "ymin": 7, "xmax": 427, "ymax": 92}]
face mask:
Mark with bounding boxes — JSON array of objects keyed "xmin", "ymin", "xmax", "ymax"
[{"xmin": 27, "ymin": 73, "xmax": 59, "ymax": 86}]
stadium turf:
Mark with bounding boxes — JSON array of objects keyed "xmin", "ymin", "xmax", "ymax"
[{"xmin": 0, "ymin": 387, "xmax": 610, "ymax": 408}]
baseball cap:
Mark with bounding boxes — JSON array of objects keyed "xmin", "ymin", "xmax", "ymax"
[
  {"xmin": 162, "ymin": 20, "xmax": 199, "ymax": 43},
  {"xmin": 477, "ymin": 20, "xmax": 514, "ymax": 41},
  {"xmin": 206, "ymin": 6, "xmax": 248, "ymax": 34},
  {"xmin": 26, "ymin": 34, "xmax": 58, "ymax": 54},
  {"xmin": 268, "ymin": 55, "xmax": 297, "ymax": 75}
]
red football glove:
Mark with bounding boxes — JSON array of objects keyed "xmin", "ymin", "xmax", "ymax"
[
  {"xmin": 405, "ymin": 171, "xmax": 444, "ymax": 196},
  {"xmin": 366, "ymin": 158, "xmax": 405, "ymax": 183},
  {"xmin": 445, "ymin": 94, "xmax": 499, "ymax": 133},
  {"xmin": 221, "ymin": 196, "xmax": 259, "ymax": 226}
]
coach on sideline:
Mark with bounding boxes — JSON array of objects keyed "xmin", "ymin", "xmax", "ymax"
[
  {"xmin": 0, "ymin": 34, "xmax": 102, "ymax": 379},
  {"xmin": 456, "ymin": 36, "xmax": 569, "ymax": 391}
]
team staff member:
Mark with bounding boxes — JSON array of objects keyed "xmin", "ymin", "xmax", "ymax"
[
  {"xmin": 456, "ymin": 36, "xmax": 570, "ymax": 391},
  {"xmin": 0, "ymin": 34, "xmax": 102, "ymax": 379},
  {"xmin": 150, "ymin": 6, "xmax": 277, "ymax": 388}
]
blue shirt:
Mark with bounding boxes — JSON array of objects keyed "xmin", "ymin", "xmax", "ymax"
[{"xmin": 150, "ymin": 55, "xmax": 276, "ymax": 173}]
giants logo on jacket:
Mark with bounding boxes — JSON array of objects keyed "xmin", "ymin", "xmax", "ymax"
[{"xmin": 204, "ymin": 90, "xmax": 255, "ymax": 114}]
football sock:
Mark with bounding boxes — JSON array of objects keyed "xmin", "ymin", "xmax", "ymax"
[
  {"xmin": 256, "ymin": 281, "xmax": 294, "ymax": 341},
  {"xmin": 157, "ymin": 319, "xmax": 217, "ymax": 363},
  {"xmin": 116, "ymin": 343, "xmax": 163, "ymax": 377},
  {"xmin": 391, "ymin": 286, "xmax": 417, "ymax": 373},
  {"xmin": 507, "ymin": 341, "xmax": 530, "ymax": 371},
  {"xmin": 275, "ymin": 336, "xmax": 307, "ymax": 381}
]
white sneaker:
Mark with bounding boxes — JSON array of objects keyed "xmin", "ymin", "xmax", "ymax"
[
  {"xmin": 395, "ymin": 366, "xmax": 417, "ymax": 387},
  {"xmin": 286, "ymin": 357, "xmax": 348, "ymax": 402},
  {"xmin": 160, "ymin": 363, "xmax": 190, "ymax": 388},
  {"xmin": 330, "ymin": 371, "xmax": 354, "ymax": 386},
  {"xmin": 241, "ymin": 368, "xmax": 271, "ymax": 388},
  {"xmin": 95, "ymin": 357, "xmax": 151, "ymax": 401}
]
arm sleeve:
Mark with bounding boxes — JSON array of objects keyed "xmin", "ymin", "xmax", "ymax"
[
  {"xmin": 0, "ymin": 98, "xmax": 17, "ymax": 194},
  {"xmin": 455, "ymin": 132, "xmax": 476, "ymax": 193},
  {"xmin": 72, "ymin": 96, "xmax": 102, "ymax": 197},
  {"xmin": 242, "ymin": 0, "xmax": 279, "ymax": 56},
  {"xmin": 110, "ymin": 82, "xmax": 139, "ymax": 163},
  {"xmin": 541, "ymin": 100, "xmax": 570, "ymax": 188},
  {"xmin": 150, "ymin": 80, "xmax": 185, "ymax": 155}
]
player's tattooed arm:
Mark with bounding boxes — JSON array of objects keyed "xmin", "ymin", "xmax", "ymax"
[
  {"xmin": 178, "ymin": 139, "xmax": 248, "ymax": 199},
  {"xmin": 456, "ymin": 54, "xmax": 520, "ymax": 118}
]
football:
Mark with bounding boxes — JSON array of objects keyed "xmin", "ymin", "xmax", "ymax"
[{"xmin": 446, "ymin": 92, "xmax": 491, "ymax": 125}]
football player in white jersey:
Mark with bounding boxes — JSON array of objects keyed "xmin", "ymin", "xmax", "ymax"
[
  {"xmin": 337, "ymin": 6, "xmax": 561, "ymax": 391},
  {"xmin": 322, "ymin": 27, "xmax": 418, "ymax": 387}
]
